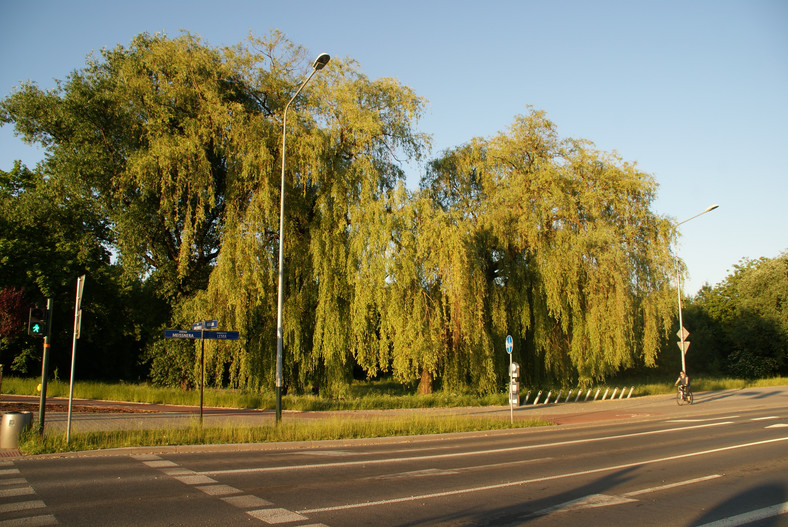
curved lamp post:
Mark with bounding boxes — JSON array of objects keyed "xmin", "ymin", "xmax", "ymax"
[
  {"xmin": 674, "ymin": 204, "xmax": 719, "ymax": 373},
  {"xmin": 276, "ymin": 52, "xmax": 330, "ymax": 423}
]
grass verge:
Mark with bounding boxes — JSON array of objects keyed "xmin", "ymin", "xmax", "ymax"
[{"xmin": 17, "ymin": 414, "xmax": 552, "ymax": 455}]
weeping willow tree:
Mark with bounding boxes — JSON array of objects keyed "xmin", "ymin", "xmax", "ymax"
[
  {"xmin": 401, "ymin": 109, "xmax": 677, "ymax": 391},
  {"xmin": 191, "ymin": 35, "xmax": 430, "ymax": 395},
  {"xmin": 1, "ymin": 30, "xmax": 429, "ymax": 393}
]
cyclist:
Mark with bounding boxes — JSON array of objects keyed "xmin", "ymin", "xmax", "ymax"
[{"xmin": 675, "ymin": 371, "xmax": 690, "ymax": 398}]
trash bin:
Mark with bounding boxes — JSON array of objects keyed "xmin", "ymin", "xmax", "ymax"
[{"xmin": 0, "ymin": 411, "xmax": 33, "ymax": 449}]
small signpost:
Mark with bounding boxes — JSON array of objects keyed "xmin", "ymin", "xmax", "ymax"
[
  {"xmin": 506, "ymin": 335, "xmax": 519, "ymax": 424},
  {"xmin": 164, "ymin": 320, "xmax": 240, "ymax": 424}
]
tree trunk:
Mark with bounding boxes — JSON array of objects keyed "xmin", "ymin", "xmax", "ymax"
[{"xmin": 417, "ymin": 368, "xmax": 434, "ymax": 395}]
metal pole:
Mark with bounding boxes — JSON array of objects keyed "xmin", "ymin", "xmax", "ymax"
[
  {"xmin": 67, "ymin": 275, "xmax": 85, "ymax": 444},
  {"xmin": 200, "ymin": 320, "xmax": 205, "ymax": 426},
  {"xmin": 37, "ymin": 298, "xmax": 53, "ymax": 435},
  {"xmin": 276, "ymin": 53, "xmax": 329, "ymax": 424},
  {"xmin": 509, "ymin": 351, "xmax": 513, "ymax": 424},
  {"xmin": 674, "ymin": 204, "xmax": 718, "ymax": 374}
]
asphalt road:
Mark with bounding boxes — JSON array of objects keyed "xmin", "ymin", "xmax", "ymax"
[{"xmin": 1, "ymin": 387, "xmax": 787, "ymax": 526}]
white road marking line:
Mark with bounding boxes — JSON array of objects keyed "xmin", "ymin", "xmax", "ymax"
[
  {"xmin": 668, "ymin": 416, "xmax": 740, "ymax": 423},
  {"xmin": 0, "ymin": 469, "xmax": 21, "ymax": 476},
  {"xmin": 533, "ymin": 493, "xmax": 637, "ymax": 516},
  {"xmin": 195, "ymin": 484, "xmax": 242, "ymax": 496},
  {"xmin": 202, "ymin": 422, "xmax": 733, "ymax": 476},
  {"xmin": 766, "ymin": 423, "xmax": 788, "ymax": 428},
  {"xmin": 172, "ymin": 474, "xmax": 216, "ymax": 485},
  {"xmin": 750, "ymin": 416, "xmax": 778, "ymax": 421},
  {"xmin": 695, "ymin": 501, "xmax": 788, "ymax": 527},
  {"xmin": 247, "ymin": 507, "xmax": 307, "ymax": 524},
  {"xmin": 368, "ymin": 457, "xmax": 554, "ymax": 481},
  {"xmin": 0, "ymin": 486, "xmax": 35, "ymax": 498},
  {"xmin": 528, "ymin": 474, "xmax": 724, "ymax": 518},
  {"xmin": 143, "ymin": 459, "xmax": 178, "ymax": 468},
  {"xmin": 130, "ymin": 454, "xmax": 161, "ymax": 461},
  {"xmin": 221, "ymin": 495, "xmax": 273, "ymax": 509},
  {"xmin": 0, "ymin": 514, "xmax": 58, "ymax": 527},
  {"xmin": 0, "ymin": 500, "xmax": 46, "ymax": 514},
  {"xmin": 298, "ymin": 436, "xmax": 788, "ymax": 514},
  {"xmin": 621, "ymin": 474, "xmax": 723, "ymax": 497}
]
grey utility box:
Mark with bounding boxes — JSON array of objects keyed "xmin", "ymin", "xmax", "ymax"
[{"xmin": 0, "ymin": 411, "xmax": 33, "ymax": 449}]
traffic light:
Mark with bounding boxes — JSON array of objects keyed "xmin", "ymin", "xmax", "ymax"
[{"xmin": 28, "ymin": 307, "xmax": 47, "ymax": 337}]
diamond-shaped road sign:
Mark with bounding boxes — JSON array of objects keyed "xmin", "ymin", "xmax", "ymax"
[{"xmin": 676, "ymin": 327, "xmax": 690, "ymax": 340}]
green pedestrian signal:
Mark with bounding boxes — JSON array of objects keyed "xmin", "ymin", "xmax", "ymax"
[{"xmin": 28, "ymin": 307, "xmax": 47, "ymax": 337}]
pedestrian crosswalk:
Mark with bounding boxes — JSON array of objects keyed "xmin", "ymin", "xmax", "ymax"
[{"xmin": 0, "ymin": 460, "xmax": 57, "ymax": 526}]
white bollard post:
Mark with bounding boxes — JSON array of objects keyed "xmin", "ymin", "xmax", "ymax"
[
  {"xmin": 627, "ymin": 386, "xmax": 634, "ymax": 398},
  {"xmin": 555, "ymin": 390, "xmax": 563, "ymax": 404},
  {"xmin": 576, "ymin": 389, "xmax": 583, "ymax": 402},
  {"xmin": 601, "ymin": 388, "xmax": 610, "ymax": 400},
  {"xmin": 594, "ymin": 388, "xmax": 601, "ymax": 401},
  {"xmin": 585, "ymin": 389, "xmax": 592, "ymax": 401},
  {"xmin": 544, "ymin": 391, "xmax": 552, "ymax": 404},
  {"xmin": 611, "ymin": 387, "xmax": 619, "ymax": 399},
  {"xmin": 565, "ymin": 389, "xmax": 573, "ymax": 403},
  {"xmin": 619, "ymin": 387, "xmax": 625, "ymax": 399},
  {"xmin": 523, "ymin": 391, "xmax": 531, "ymax": 405},
  {"xmin": 533, "ymin": 390, "xmax": 542, "ymax": 405}
]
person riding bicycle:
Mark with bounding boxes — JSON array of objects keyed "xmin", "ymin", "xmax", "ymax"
[{"xmin": 675, "ymin": 371, "xmax": 690, "ymax": 397}]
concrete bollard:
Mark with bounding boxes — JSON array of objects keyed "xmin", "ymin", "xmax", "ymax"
[
  {"xmin": 627, "ymin": 386, "xmax": 634, "ymax": 398},
  {"xmin": 611, "ymin": 387, "xmax": 619, "ymax": 399},
  {"xmin": 544, "ymin": 391, "xmax": 552, "ymax": 404},
  {"xmin": 565, "ymin": 389, "xmax": 573, "ymax": 403},
  {"xmin": 533, "ymin": 390, "xmax": 542, "ymax": 405},
  {"xmin": 555, "ymin": 390, "xmax": 563, "ymax": 404}
]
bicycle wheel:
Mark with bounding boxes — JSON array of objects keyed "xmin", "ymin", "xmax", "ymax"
[
  {"xmin": 687, "ymin": 389, "xmax": 693, "ymax": 405},
  {"xmin": 676, "ymin": 388, "xmax": 685, "ymax": 406}
]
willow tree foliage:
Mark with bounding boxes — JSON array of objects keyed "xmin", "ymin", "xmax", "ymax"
[{"xmin": 406, "ymin": 110, "xmax": 677, "ymax": 390}]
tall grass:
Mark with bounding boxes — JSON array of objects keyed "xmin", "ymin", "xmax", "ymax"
[
  {"xmin": 2, "ymin": 375, "xmax": 785, "ymax": 412},
  {"xmin": 18, "ymin": 414, "xmax": 552, "ymax": 455}
]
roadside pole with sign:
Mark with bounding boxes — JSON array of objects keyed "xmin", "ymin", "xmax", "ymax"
[
  {"xmin": 165, "ymin": 321, "xmax": 238, "ymax": 424},
  {"xmin": 37, "ymin": 298, "xmax": 53, "ymax": 434},
  {"xmin": 506, "ymin": 335, "xmax": 517, "ymax": 423},
  {"xmin": 66, "ymin": 275, "xmax": 86, "ymax": 443}
]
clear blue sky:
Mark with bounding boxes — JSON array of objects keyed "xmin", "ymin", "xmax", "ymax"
[{"xmin": 1, "ymin": 0, "xmax": 786, "ymax": 294}]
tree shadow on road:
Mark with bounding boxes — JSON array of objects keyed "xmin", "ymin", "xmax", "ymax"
[
  {"xmin": 395, "ymin": 466, "xmax": 640, "ymax": 526},
  {"xmin": 689, "ymin": 481, "xmax": 787, "ymax": 526}
]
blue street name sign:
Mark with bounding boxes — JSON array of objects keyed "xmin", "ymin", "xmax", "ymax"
[
  {"xmin": 202, "ymin": 331, "xmax": 240, "ymax": 340},
  {"xmin": 164, "ymin": 330, "xmax": 202, "ymax": 339},
  {"xmin": 205, "ymin": 320, "xmax": 218, "ymax": 329}
]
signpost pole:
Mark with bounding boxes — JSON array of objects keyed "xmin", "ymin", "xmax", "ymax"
[
  {"xmin": 506, "ymin": 335, "xmax": 514, "ymax": 424},
  {"xmin": 37, "ymin": 298, "xmax": 53, "ymax": 434},
  {"xmin": 200, "ymin": 320, "xmax": 205, "ymax": 426},
  {"xmin": 66, "ymin": 275, "xmax": 85, "ymax": 444}
]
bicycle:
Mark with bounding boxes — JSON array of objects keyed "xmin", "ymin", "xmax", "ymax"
[{"xmin": 676, "ymin": 385, "xmax": 693, "ymax": 405}]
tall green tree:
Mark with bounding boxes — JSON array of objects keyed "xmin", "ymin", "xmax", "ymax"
[
  {"xmin": 686, "ymin": 253, "xmax": 787, "ymax": 377},
  {"xmin": 408, "ymin": 110, "xmax": 676, "ymax": 389}
]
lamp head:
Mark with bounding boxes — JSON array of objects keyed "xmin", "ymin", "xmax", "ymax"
[
  {"xmin": 312, "ymin": 53, "xmax": 331, "ymax": 71},
  {"xmin": 705, "ymin": 204, "xmax": 719, "ymax": 213}
]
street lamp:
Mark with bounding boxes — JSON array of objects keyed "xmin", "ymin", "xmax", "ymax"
[
  {"xmin": 674, "ymin": 204, "xmax": 719, "ymax": 373},
  {"xmin": 276, "ymin": 52, "xmax": 330, "ymax": 423}
]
